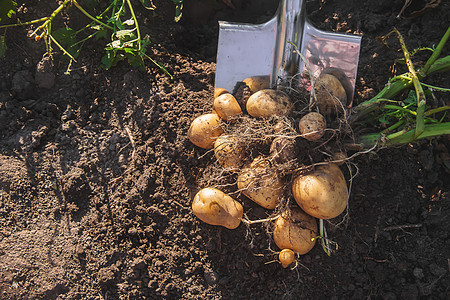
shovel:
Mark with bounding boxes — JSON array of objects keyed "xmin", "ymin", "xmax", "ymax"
[{"xmin": 215, "ymin": 0, "xmax": 362, "ymax": 103}]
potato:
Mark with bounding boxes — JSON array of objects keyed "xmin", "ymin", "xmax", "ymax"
[
  {"xmin": 242, "ymin": 75, "xmax": 270, "ymax": 94},
  {"xmin": 246, "ymin": 89, "xmax": 294, "ymax": 118},
  {"xmin": 321, "ymin": 67, "xmax": 352, "ymax": 103},
  {"xmin": 214, "ymin": 87, "xmax": 230, "ymax": 99},
  {"xmin": 279, "ymin": 249, "xmax": 295, "ymax": 268},
  {"xmin": 213, "ymin": 93, "xmax": 242, "ymax": 121},
  {"xmin": 192, "ymin": 188, "xmax": 244, "ymax": 229},
  {"xmin": 269, "ymin": 136, "xmax": 298, "ymax": 164},
  {"xmin": 298, "ymin": 112, "xmax": 326, "ymax": 141},
  {"xmin": 292, "ymin": 164, "xmax": 348, "ymax": 219},
  {"xmin": 273, "ymin": 208, "xmax": 318, "ymax": 255},
  {"xmin": 237, "ymin": 156, "xmax": 284, "ymax": 209},
  {"xmin": 188, "ymin": 113, "xmax": 224, "ymax": 149},
  {"xmin": 314, "ymin": 74, "xmax": 347, "ymax": 116},
  {"xmin": 214, "ymin": 135, "xmax": 244, "ymax": 170}
]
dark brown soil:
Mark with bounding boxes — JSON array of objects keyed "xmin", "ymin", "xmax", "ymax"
[{"xmin": 1, "ymin": 0, "xmax": 449, "ymax": 299}]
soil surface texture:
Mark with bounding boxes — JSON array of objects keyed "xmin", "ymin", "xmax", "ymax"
[{"xmin": 0, "ymin": 0, "xmax": 449, "ymax": 299}]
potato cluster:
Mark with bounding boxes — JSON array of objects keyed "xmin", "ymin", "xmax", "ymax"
[{"xmin": 188, "ymin": 72, "xmax": 349, "ymax": 268}]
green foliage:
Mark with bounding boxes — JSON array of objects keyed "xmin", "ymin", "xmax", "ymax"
[
  {"xmin": 0, "ymin": 0, "xmax": 174, "ymax": 76},
  {"xmin": 353, "ymin": 27, "xmax": 450, "ymax": 148},
  {"xmin": 0, "ymin": 0, "xmax": 16, "ymax": 23}
]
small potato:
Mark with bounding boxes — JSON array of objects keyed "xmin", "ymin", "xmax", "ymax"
[
  {"xmin": 314, "ymin": 74, "xmax": 347, "ymax": 116},
  {"xmin": 292, "ymin": 164, "xmax": 348, "ymax": 219},
  {"xmin": 188, "ymin": 113, "xmax": 224, "ymax": 149},
  {"xmin": 298, "ymin": 112, "xmax": 326, "ymax": 141},
  {"xmin": 213, "ymin": 93, "xmax": 242, "ymax": 121},
  {"xmin": 214, "ymin": 135, "xmax": 245, "ymax": 170},
  {"xmin": 214, "ymin": 87, "xmax": 230, "ymax": 99},
  {"xmin": 273, "ymin": 208, "xmax": 318, "ymax": 255},
  {"xmin": 279, "ymin": 249, "xmax": 295, "ymax": 268},
  {"xmin": 237, "ymin": 156, "xmax": 284, "ymax": 209},
  {"xmin": 246, "ymin": 89, "xmax": 294, "ymax": 118},
  {"xmin": 269, "ymin": 136, "xmax": 298, "ymax": 164},
  {"xmin": 242, "ymin": 75, "xmax": 270, "ymax": 94},
  {"xmin": 192, "ymin": 188, "xmax": 244, "ymax": 229}
]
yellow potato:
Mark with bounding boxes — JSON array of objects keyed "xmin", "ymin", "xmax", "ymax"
[
  {"xmin": 214, "ymin": 87, "xmax": 230, "ymax": 99},
  {"xmin": 213, "ymin": 93, "xmax": 242, "ymax": 121},
  {"xmin": 292, "ymin": 164, "xmax": 348, "ymax": 219},
  {"xmin": 237, "ymin": 156, "xmax": 284, "ymax": 209},
  {"xmin": 192, "ymin": 188, "xmax": 244, "ymax": 229},
  {"xmin": 314, "ymin": 74, "xmax": 347, "ymax": 116},
  {"xmin": 279, "ymin": 249, "xmax": 295, "ymax": 268},
  {"xmin": 246, "ymin": 89, "xmax": 294, "ymax": 118},
  {"xmin": 214, "ymin": 135, "xmax": 244, "ymax": 170},
  {"xmin": 242, "ymin": 75, "xmax": 270, "ymax": 94},
  {"xmin": 269, "ymin": 136, "xmax": 298, "ymax": 165},
  {"xmin": 188, "ymin": 113, "xmax": 224, "ymax": 149},
  {"xmin": 298, "ymin": 112, "xmax": 326, "ymax": 141},
  {"xmin": 273, "ymin": 208, "xmax": 318, "ymax": 255},
  {"xmin": 321, "ymin": 67, "xmax": 352, "ymax": 103}
]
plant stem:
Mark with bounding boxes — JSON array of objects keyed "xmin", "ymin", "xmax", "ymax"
[
  {"xmin": 126, "ymin": 0, "xmax": 141, "ymax": 51},
  {"xmin": 48, "ymin": 33, "xmax": 76, "ymax": 61},
  {"xmin": 389, "ymin": 28, "xmax": 426, "ymax": 139},
  {"xmin": 421, "ymin": 26, "xmax": 450, "ymax": 75},
  {"xmin": 72, "ymin": 0, "xmax": 113, "ymax": 30},
  {"xmin": 0, "ymin": 17, "xmax": 49, "ymax": 29},
  {"xmin": 359, "ymin": 122, "xmax": 450, "ymax": 147},
  {"xmin": 425, "ymin": 106, "xmax": 450, "ymax": 116},
  {"xmin": 29, "ymin": 0, "xmax": 71, "ymax": 37}
]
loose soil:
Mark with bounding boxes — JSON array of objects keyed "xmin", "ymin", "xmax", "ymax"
[{"xmin": 0, "ymin": 0, "xmax": 449, "ymax": 299}]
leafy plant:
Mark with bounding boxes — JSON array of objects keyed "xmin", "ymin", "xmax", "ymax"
[
  {"xmin": 0, "ymin": 0, "xmax": 174, "ymax": 77},
  {"xmin": 351, "ymin": 26, "xmax": 450, "ymax": 148}
]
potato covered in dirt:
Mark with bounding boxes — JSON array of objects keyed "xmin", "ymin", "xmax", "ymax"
[
  {"xmin": 188, "ymin": 113, "xmax": 224, "ymax": 149},
  {"xmin": 314, "ymin": 74, "xmax": 347, "ymax": 116},
  {"xmin": 292, "ymin": 164, "xmax": 348, "ymax": 219},
  {"xmin": 246, "ymin": 89, "xmax": 294, "ymax": 118},
  {"xmin": 269, "ymin": 136, "xmax": 298, "ymax": 164},
  {"xmin": 242, "ymin": 75, "xmax": 270, "ymax": 94},
  {"xmin": 237, "ymin": 156, "xmax": 284, "ymax": 209},
  {"xmin": 213, "ymin": 93, "xmax": 242, "ymax": 121},
  {"xmin": 298, "ymin": 112, "xmax": 326, "ymax": 141},
  {"xmin": 273, "ymin": 208, "xmax": 318, "ymax": 255},
  {"xmin": 214, "ymin": 135, "xmax": 245, "ymax": 170},
  {"xmin": 192, "ymin": 187, "xmax": 243, "ymax": 229}
]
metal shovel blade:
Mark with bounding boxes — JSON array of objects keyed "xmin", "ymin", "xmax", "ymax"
[{"xmin": 215, "ymin": 0, "xmax": 362, "ymax": 102}]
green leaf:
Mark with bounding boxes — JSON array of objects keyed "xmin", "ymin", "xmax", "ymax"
[
  {"xmin": 0, "ymin": 0, "xmax": 16, "ymax": 23},
  {"xmin": 0, "ymin": 34, "xmax": 6, "ymax": 57},
  {"xmin": 115, "ymin": 29, "xmax": 136, "ymax": 41}
]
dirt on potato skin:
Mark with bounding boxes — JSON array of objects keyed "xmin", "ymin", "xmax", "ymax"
[{"xmin": 0, "ymin": 0, "xmax": 449, "ymax": 299}]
